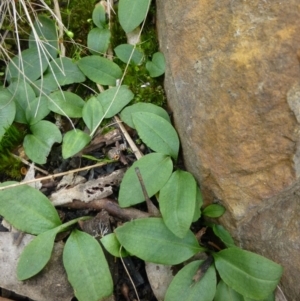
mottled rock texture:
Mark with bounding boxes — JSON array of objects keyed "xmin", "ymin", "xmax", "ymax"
[{"xmin": 156, "ymin": 1, "xmax": 300, "ymax": 300}]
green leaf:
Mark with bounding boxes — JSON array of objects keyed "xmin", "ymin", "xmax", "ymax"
[
  {"xmin": 132, "ymin": 112, "xmax": 179, "ymax": 160},
  {"xmin": 118, "ymin": 153, "xmax": 173, "ymax": 207},
  {"xmin": 97, "ymin": 85, "xmax": 134, "ymax": 118},
  {"xmin": 82, "ymin": 97, "xmax": 104, "ymax": 133},
  {"xmin": 0, "ymin": 88, "xmax": 15, "ymax": 140},
  {"xmin": 88, "ymin": 28, "xmax": 111, "ymax": 55},
  {"xmin": 62, "ymin": 130, "xmax": 91, "ymax": 159},
  {"xmin": 202, "ymin": 204, "xmax": 226, "ymax": 218},
  {"xmin": 115, "ymin": 218, "xmax": 203, "ymax": 265},
  {"xmin": 44, "ymin": 57, "xmax": 86, "ymax": 86},
  {"xmin": 32, "ymin": 76, "xmax": 58, "ymax": 95},
  {"xmin": 48, "ymin": 91, "xmax": 85, "ymax": 117},
  {"xmin": 8, "ymin": 80, "xmax": 36, "ymax": 124},
  {"xmin": 63, "ymin": 230, "xmax": 113, "ymax": 301},
  {"xmin": 26, "ymin": 96, "xmax": 50, "ymax": 125},
  {"xmin": 28, "ymin": 16, "xmax": 58, "ymax": 59},
  {"xmin": 192, "ymin": 187, "xmax": 203, "ymax": 222},
  {"xmin": 213, "ymin": 248, "xmax": 283, "ymax": 300},
  {"xmin": 23, "ymin": 120, "xmax": 62, "ymax": 164},
  {"xmin": 78, "ymin": 56, "xmax": 122, "ymax": 86},
  {"xmin": 120, "ymin": 102, "xmax": 170, "ymax": 129},
  {"xmin": 114, "ymin": 44, "xmax": 144, "ymax": 65},
  {"xmin": 159, "ymin": 170, "xmax": 197, "ymax": 238},
  {"xmin": 214, "ymin": 280, "xmax": 245, "ymax": 301},
  {"xmin": 0, "ymin": 183, "xmax": 62, "ymax": 234},
  {"xmin": 212, "ymin": 224, "xmax": 235, "ymax": 248},
  {"xmin": 6, "ymin": 48, "xmax": 49, "ymax": 83},
  {"xmin": 100, "ymin": 233, "xmax": 129, "ymax": 258},
  {"xmin": 165, "ymin": 261, "xmax": 216, "ymax": 301},
  {"xmin": 92, "ymin": 4, "xmax": 106, "ymax": 29},
  {"xmin": 17, "ymin": 216, "xmax": 92, "ymax": 281},
  {"xmin": 17, "ymin": 228, "xmax": 57, "ymax": 280},
  {"xmin": 146, "ymin": 52, "xmax": 166, "ymax": 77},
  {"xmin": 214, "ymin": 280, "xmax": 275, "ymax": 301},
  {"xmin": 118, "ymin": 0, "xmax": 151, "ymax": 33}
]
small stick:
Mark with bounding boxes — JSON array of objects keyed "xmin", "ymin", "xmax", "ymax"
[
  {"xmin": 115, "ymin": 115, "xmax": 143, "ymax": 160},
  {"xmin": 135, "ymin": 167, "xmax": 160, "ymax": 217},
  {"xmin": 0, "ymin": 161, "xmax": 111, "ymax": 191},
  {"xmin": 12, "ymin": 154, "xmax": 48, "ymax": 175},
  {"xmin": 119, "ymin": 246, "xmax": 141, "ymax": 301},
  {"xmin": 61, "ymin": 198, "xmax": 150, "ymax": 220},
  {"xmin": 53, "ymin": 0, "xmax": 66, "ymax": 56}
]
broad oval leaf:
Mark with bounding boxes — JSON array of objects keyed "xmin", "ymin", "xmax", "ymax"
[
  {"xmin": 115, "ymin": 218, "xmax": 203, "ymax": 265},
  {"xmin": 120, "ymin": 102, "xmax": 170, "ymax": 129},
  {"xmin": 24, "ymin": 120, "xmax": 62, "ymax": 164},
  {"xmin": 17, "ymin": 229, "xmax": 57, "ymax": 280},
  {"xmin": 88, "ymin": 28, "xmax": 111, "ymax": 55},
  {"xmin": 92, "ymin": 4, "xmax": 106, "ymax": 29},
  {"xmin": 97, "ymin": 85, "xmax": 134, "ymax": 118},
  {"xmin": 29, "ymin": 16, "xmax": 58, "ymax": 60},
  {"xmin": 214, "ymin": 280, "xmax": 275, "ymax": 301},
  {"xmin": 6, "ymin": 48, "xmax": 49, "ymax": 83},
  {"xmin": 212, "ymin": 224, "xmax": 235, "ymax": 248},
  {"xmin": 118, "ymin": 0, "xmax": 151, "ymax": 33},
  {"xmin": 8, "ymin": 80, "xmax": 36, "ymax": 124},
  {"xmin": 0, "ymin": 88, "xmax": 15, "ymax": 140},
  {"xmin": 62, "ymin": 130, "xmax": 91, "ymax": 159},
  {"xmin": 63, "ymin": 230, "xmax": 113, "ymax": 301},
  {"xmin": 114, "ymin": 44, "xmax": 144, "ymax": 65},
  {"xmin": 82, "ymin": 97, "xmax": 104, "ymax": 133},
  {"xmin": 100, "ymin": 233, "xmax": 129, "ymax": 258},
  {"xmin": 132, "ymin": 112, "xmax": 179, "ymax": 160},
  {"xmin": 26, "ymin": 96, "xmax": 50, "ymax": 125},
  {"xmin": 214, "ymin": 280, "xmax": 245, "ymax": 301},
  {"xmin": 32, "ymin": 76, "xmax": 58, "ymax": 95},
  {"xmin": 165, "ymin": 260, "xmax": 216, "ymax": 301},
  {"xmin": 213, "ymin": 248, "xmax": 283, "ymax": 300},
  {"xmin": 159, "ymin": 170, "xmax": 197, "ymax": 238},
  {"xmin": 146, "ymin": 52, "xmax": 166, "ymax": 77},
  {"xmin": 202, "ymin": 204, "xmax": 226, "ymax": 218},
  {"xmin": 0, "ymin": 183, "xmax": 62, "ymax": 234},
  {"xmin": 78, "ymin": 56, "xmax": 122, "ymax": 86},
  {"xmin": 48, "ymin": 91, "xmax": 85, "ymax": 117},
  {"xmin": 44, "ymin": 57, "xmax": 86, "ymax": 86},
  {"xmin": 118, "ymin": 153, "xmax": 173, "ymax": 207}
]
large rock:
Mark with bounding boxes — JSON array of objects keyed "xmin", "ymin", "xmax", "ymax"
[{"xmin": 156, "ymin": 1, "xmax": 300, "ymax": 300}]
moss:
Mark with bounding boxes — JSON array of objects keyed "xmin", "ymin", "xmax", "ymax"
[
  {"xmin": 0, "ymin": 124, "xmax": 26, "ymax": 180},
  {"xmin": 59, "ymin": 0, "xmax": 96, "ymax": 58}
]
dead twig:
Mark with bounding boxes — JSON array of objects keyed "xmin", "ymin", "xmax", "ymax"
[
  {"xmin": 60, "ymin": 198, "xmax": 150, "ymax": 220},
  {"xmin": 120, "ymin": 246, "xmax": 141, "ymax": 301},
  {"xmin": 114, "ymin": 115, "xmax": 143, "ymax": 160},
  {"xmin": 0, "ymin": 161, "xmax": 113, "ymax": 191},
  {"xmin": 12, "ymin": 154, "xmax": 48, "ymax": 175},
  {"xmin": 53, "ymin": 0, "xmax": 65, "ymax": 56},
  {"xmin": 135, "ymin": 167, "xmax": 160, "ymax": 216}
]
